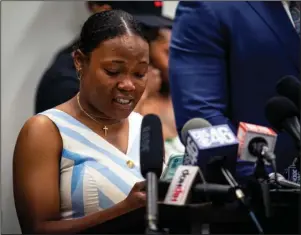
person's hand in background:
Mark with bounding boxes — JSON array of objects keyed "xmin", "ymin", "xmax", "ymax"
[
  {"xmin": 144, "ymin": 65, "xmax": 162, "ymax": 97},
  {"xmin": 134, "ymin": 65, "xmax": 161, "ymax": 114}
]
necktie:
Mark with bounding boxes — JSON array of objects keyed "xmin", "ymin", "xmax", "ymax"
[{"xmin": 290, "ymin": 1, "xmax": 300, "ymax": 36}]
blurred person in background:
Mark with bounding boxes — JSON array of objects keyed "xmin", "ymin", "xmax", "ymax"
[
  {"xmin": 35, "ymin": 1, "xmax": 172, "ymax": 114},
  {"xmin": 35, "ymin": 1, "xmax": 111, "ymax": 114},
  {"xmin": 135, "ymin": 26, "xmax": 185, "ymax": 158},
  {"xmin": 14, "ymin": 10, "xmax": 150, "ymax": 234},
  {"xmin": 169, "ymin": 1, "xmax": 300, "ymax": 180}
]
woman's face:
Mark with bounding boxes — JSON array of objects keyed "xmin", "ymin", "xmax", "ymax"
[{"xmin": 75, "ymin": 34, "xmax": 149, "ymax": 120}]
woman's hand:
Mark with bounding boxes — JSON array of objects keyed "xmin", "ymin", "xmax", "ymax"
[{"xmin": 123, "ymin": 181, "xmax": 146, "ymax": 210}]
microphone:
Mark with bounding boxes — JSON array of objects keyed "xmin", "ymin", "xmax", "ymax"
[
  {"xmin": 140, "ymin": 114, "xmax": 164, "ymax": 233},
  {"xmin": 181, "ymin": 118, "xmax": 246, "ymax": 200},
  {"xmin": 276, "ymin": 75, "xmax": 300, "ymax": 108},
  {"xmin": 269, "ymin": 172, "xmax": 300, "ymax": 189},
  {"xmin": 237, "ymin": 122, "xmax": 278, "ymax": 176},
  {"xmin": 265, "ymin": 96, "xmax": 300, "ymax": 184},
  {"xmin": 181, "ymin": 118, "xmax": 210, "ymax": 145},
  {"xmin": 265, "ymin": 96, "xmax": 300, "ymax": 147},
  {"xmin": 194, "ymin": 183, "xmax": 231, "ymax": 195},
  {"xmin": 237, "ymin": 122, "xmax": 278, "ymax": 218},
  {"xmin": 181, "ymin": 118, "xmax": 239, "ymax": 178},
  {"xmin": 164, "ymin": 165, "xmax": 206, "ymax": 205},
  {"xmin": 181, "ymin": 119, "xmax": 264, "ymax": 233}
]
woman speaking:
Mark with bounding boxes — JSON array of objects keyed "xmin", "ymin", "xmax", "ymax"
[{"xmin": 13, "ymin": 10, "xmax": 150, "ymax": 234}]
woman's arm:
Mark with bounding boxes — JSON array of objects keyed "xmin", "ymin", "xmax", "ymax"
[
  {"xmin": 13, "ymin": 115, "xmax": 139, "ymax": 234},
  {"xmin": 169, "ymin": 2, "xmax": 235, "ymax": 134}
]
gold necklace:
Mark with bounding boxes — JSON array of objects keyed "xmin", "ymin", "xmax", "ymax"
[{"xmin": 76, "ymin": 93, "xmax": 109, "ymax": 136}]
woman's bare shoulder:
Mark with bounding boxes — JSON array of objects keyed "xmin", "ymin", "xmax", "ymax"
[
  {"xmin": 14, "ymin": 114, "xmax": 62, "ymax": 158},
  {"xmin": 21, "ymin": 114, "xmax": 59, "ymax": 134}
]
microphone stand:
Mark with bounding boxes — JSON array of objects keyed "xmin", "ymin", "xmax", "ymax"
[
  {"xmin": 208, "ymin": 158, "xmax": 264, "ymax": 233},
  {"xmin": 145, "ymin": 173, "xmax": 159, "ymax": 234},
  {"xmin": 221, "ymin": 167, "xmax": 264, "ymax": 234},
  {"xmin": 254, "ymin": 158, "xmax": 271, "ymax": 219},
  {"xmin": 145, "ymin": 173, "xmax": 167, "ymax": 235}
]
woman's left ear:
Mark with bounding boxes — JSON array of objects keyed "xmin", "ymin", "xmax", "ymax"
[{"xmin": 73, "ymin": 49, "xmax": 86, "ymax": 72}]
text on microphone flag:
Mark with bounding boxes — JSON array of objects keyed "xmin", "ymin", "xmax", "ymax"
[
  {"xmin": 183, "ymin": 124, "xmax": 239, "ymax": 168},
  {"xmin": 189, "ymin": 124, "xmax": 238, "ymax": 148}
]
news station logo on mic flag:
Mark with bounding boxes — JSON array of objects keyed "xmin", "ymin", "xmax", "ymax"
[
  {"xmin": 164, "ymin": 165, "xmax": 203, "ymax": 205},
  {"xmin": 183, "ymin": 124, "xmax": 239, "ymax": 173},
  {"xmin": 237, "ymin": 122, "xmax": 277, "ymax": 164}
]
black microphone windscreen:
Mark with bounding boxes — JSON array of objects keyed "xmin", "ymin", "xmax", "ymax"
[
  {"xmin": 276, "ymin": 75, "xmax": 300, "ymax": 107},
  {"xmin": 181, "ymin": 118, "xmax": 211, "ymax": 144},
  {"xmin": 140, "ymin": 114, "xmax": 164, "ymax": 178},
  {"xmin": 265, "ymin": 96, "xmax": 299, "ymax": 130}
]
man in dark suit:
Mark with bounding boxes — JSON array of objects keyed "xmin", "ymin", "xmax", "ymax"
[
  {"xmin": 169, "ymin": 1, "xmax": 300, "ymax": 178},
  {"xmin": 35, "ymin": 1, "xmax": 172, "ymax": 113}
]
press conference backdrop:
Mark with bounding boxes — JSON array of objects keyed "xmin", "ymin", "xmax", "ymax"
[{"xmin": 1, "ymin": 1, "xmax": 178, "ymax": 233}]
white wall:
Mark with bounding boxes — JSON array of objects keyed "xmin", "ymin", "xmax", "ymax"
[
  {"xmin": 1, "ymin": 1, "xmax": 178, "ymax": 233},
  {"xmin": 163, "ymin": 1, "xmax": 178, "ymax": 19},
  {"xmin": 1, "ymin": 2, "xmax": 90, "ymax": 233}
]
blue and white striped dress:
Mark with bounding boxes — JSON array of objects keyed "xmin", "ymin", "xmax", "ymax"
[{"xmin": 40, "ymin": 109, "xmax": 144, "ymax": 220}]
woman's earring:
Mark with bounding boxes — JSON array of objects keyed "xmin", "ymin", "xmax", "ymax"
[{"xmin": 77, "ymin": 69, "xmax": 82, "ymax": 81}]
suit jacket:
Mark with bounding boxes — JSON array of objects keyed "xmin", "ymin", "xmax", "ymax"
[
  {"xmin": 35, "ymin": 39, "xmax": 79, "ymax": 114},
  {"xmin": 169, "ymin": 1, "xmax": 300, "ymax": 176}
]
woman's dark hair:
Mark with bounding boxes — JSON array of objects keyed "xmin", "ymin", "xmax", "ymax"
[
  {"xmin": 74, "ymin": 10, "xmax": 148, "ymax": 56},
  {"xmin": 142, "ymin": 25, "xmax": 160, "ymax": 42},
  {"xmin": 87, "ymin": 1, "xmax": 111, "ymax": 7}
]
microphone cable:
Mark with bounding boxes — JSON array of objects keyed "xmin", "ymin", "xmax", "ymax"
[{"xmin": 221, "ymin": 167, "xmax": 264, "ymax": 234}]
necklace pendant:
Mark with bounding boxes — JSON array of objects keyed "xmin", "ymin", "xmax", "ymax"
[{"xmin": 103, "ymin": 126, "xmax": 108, "ymax": 136}]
